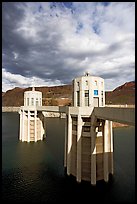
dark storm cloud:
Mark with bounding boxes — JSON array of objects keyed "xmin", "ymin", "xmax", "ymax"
[
  {"xmin": 100, "ymin": 62, "xmax": 135, "ymax": 80},
  {"xmin": 2, "ymin": 2, "xmax": 73, "ymax": 82},
  {"xmin": 2, "ymin": 2, "xmax": 32, "ymax": 74},
  {"xmin": 2, "ymin": 2, "xmax": 135, "ymax": 91},
  {"xmin": 2, "ymin": 2, "xmax": 26, "ymax": 51}
]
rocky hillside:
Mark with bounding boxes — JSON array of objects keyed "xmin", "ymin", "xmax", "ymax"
[
  {"xmin": 2, "ymin": 85, "xmax": 72, "ymax": 106},
  {"xmin": 2, "ymin": 81, "xmax": 135, "ymax": 106},
  {"xmin": 105, "ymin": 81, "xmax": 135, "ymax": 105}
]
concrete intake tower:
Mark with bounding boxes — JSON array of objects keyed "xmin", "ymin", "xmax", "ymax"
[
  {"xmin": 64, "ymin": 73, "xmax": 113, "ymax": 185},
  {"xmin": 19, "ymin": 87, "xmax": 45, "ymax": 142}
]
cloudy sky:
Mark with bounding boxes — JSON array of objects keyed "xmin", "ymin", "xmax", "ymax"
[{"xmin": 2, "ymin": 2, "xmax": 135, "ymax": 92}]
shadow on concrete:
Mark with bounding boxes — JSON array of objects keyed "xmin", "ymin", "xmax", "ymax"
[
  {"xmin": 64, "ymin": 109, "xmax": 113, "ymax": 185},
  {"xmin": 37, "ymin": 111, "xmax": 46, "ymax": 139}
]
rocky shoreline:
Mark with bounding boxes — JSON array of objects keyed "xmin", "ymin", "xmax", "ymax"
[{"xmin": 112, "ymin": 122, "xmax": 129, "ymax": 128}]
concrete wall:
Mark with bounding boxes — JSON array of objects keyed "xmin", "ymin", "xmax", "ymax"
[
  {"xmin": 19, "ymin": 109, "xmax": 45, "ymax": 142},
  {"xmin": 24, "ymin": 89, "xmax": 42, "ymax": 106},
  {"xmin": 65, "ymin": 107, "xmax": 113, "ymax": 184},
  {"xmin": 73, "ymin": 75, "xmax": 105, "ymax": 107},
  {"xmin": 2, "ymin": 107, "xmax": 20, "ymax": 112}
]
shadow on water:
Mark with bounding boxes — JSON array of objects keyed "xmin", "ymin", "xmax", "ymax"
[{"xmin": 2, "ymin": 113, "xmax": 135, "ymax": 203}]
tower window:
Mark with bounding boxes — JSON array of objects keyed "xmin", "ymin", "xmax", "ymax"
[
  {"xmin": 83, "ymin": 126, "xmax": 90, "ymax": 132},
  {"xmin": 101, "ymin": 97, "xmax": 103, "ymax": 106},
  {"xmin": 86, "ymin": 80, "xmax": 88, "ymax": 86},
  {"xmin": 27, "ymin": 98, "xmax": 29, "ymax": 106},
  {"xmin": 94, "ymin": 90, "xmax": 98, "ymax": 95},
  {"xmin": 36, "ymin": 98, "xmax": 39, "ymax": 106},
  {"xmin": 31, "ymin": 98, "xmax": 34, "ymax": 106},
  {"xmin": 85, "ymin": 90, "xmax": 89, "ymax": 106},
  {"xmin": 77, "ymin": 91, "xmax": 80, "ymax": 106},
  {"xmin": 95, "ymin": 80, "xmax": 97, "ymax": 86}
]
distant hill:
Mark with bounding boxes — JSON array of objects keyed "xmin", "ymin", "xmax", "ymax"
[
  {"xmin": 2, "ymin": 92, "xmax": 5, "ymax": 97},
  {"xmin": 2, "ymin": 85, "xmax": 72, "ymax": 106},
  {"xmin": 105, "ymin": 81, "xmax": 135, "ymax": 105},
  {"xmin": 2, "ymin": 81, "xmax": 135, "ymax": 106}
]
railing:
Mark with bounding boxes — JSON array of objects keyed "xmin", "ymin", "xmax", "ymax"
[{"xmin": 105, "ymin": 105, "xmax": 135, "ymax": 108}]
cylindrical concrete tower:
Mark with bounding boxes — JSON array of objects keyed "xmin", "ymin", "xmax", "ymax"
[
  {"xmin": 72, "ymin": 73, "xmax": 105, "ymax": 107},
  {"xmin": 24, "ymin": 87, "xmax": 42, "ymax": 107},
  {"xmin": 19, "ymin": 87, "xmax": 45, "ymax": 142},
  {"xmin": 64, "ymin": 73, "xmax": 113, "ymax": 185}
]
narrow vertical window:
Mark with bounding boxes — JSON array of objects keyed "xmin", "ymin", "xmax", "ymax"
[
  {"xmin": 36, "ymin": 98, "xmax": 39, "ymax": 106},
  {"xmin": 31, "ymin": 98, "xmax": 34, "ymax": 106},
  {"xmin": 101, "ymin": 91, "xmax": 103, "ymax": 106},
  {"xmin": 85, "ymin": 90, "xmax": 89, "ymax": 106},
  {"xmin": 95, "ymin": 80, "xmax": 97, "ymax": 86},
  {"xmin": 101, "ymin": 98, "xmax": 103, "ymax": 106},
  {"xmin": 77, "ymin": 91, "xmax": 80, "ymax": 106},
  {"xmin": 27, "ymin": 98, "xmax": 29, "ymax": 106}
]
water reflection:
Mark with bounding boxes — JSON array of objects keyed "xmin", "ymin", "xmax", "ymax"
[{"xmin": 2, "ymin": 113, "xmax": 135, "ymax": 203}]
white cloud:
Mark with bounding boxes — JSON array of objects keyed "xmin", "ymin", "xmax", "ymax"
[
  {"xmin": 2, "ymin": 68, "xmax": 62, "ymax": 92},
  {"xmin": 2, "ymin": 2, "xmax": 135, "ymax": 92}
]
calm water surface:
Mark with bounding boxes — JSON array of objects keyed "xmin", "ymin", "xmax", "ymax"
[{"xmin": 2, "ymin": 112, "xmax": 135, "ymax": 203}]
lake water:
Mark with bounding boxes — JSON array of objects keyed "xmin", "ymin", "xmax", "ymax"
[{"xmin": 2, "ymin": 112, "xmax": 135, "ymax": 203}]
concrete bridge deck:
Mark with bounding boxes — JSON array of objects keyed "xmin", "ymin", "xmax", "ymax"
[
  {"xmin": 94, "ymin": 107, "xmax": 135, "ymax": 126},
  {"xmin": 2, "ymin": 105, "xmax": 135, "ymax": 126},
  {"xmin": 23, "ymin": 105, "xmax": 135, "ymax": 126}
]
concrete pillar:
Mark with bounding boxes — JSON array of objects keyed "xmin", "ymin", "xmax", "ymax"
[
  {"xmin": 43, "ymin": 112, "xmax": 46, "ymax": 139},
  {"xmin": 19, "ymin": 110, "xmax": 22, "ymax": 140},
  {"xmin": 91, "ymin": 115, "xmax": 96, "ymax": 185},
  {"xmin": 22, "ymin": 110, "xmax": 24, "ymax": 142},
  {"xmin": 64, "ymin": 116, "xmax": 68, "ymax": 167},
  {"xmin": 34, "ymin": 110, "xmax": 37, "ymax": 142},
  {"xmin": 89, "ymin": 88, "xmax": 92, "ymax": 107},
  {"xmin": 76, "ymin": 114, "xmax": 83, "ymax": 182},
  {"xmin": 67, "ymin": 113, "xmax": 72, "ymax": 175},
  {"xmin": 109, "ymin": 120, "xmax": 113, "ymax": 174},
  {"xmin": 74, "ymin": 90, "xmax": 77, "ymax": 107},
  {"xmin": 103, "ymin": 120, "xmax": 109, "ymax": 182},
  {"xmin": 39, "ymin": 111, "xmax": 43, "ymax": 141},
  {"xmin": 40, "ymin": 118, "xmax": 43, "ymax": 140},
  {"xmin": 80, "ymin": 90, "xmax": 84, "ymax": 107},
  {"xmin": 34, "ymin": 97, "xmax": 36, "ymax": 106},
  {"xmin": 27, "ymin": 111, "xmax": 30, "ymax": 142}
]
